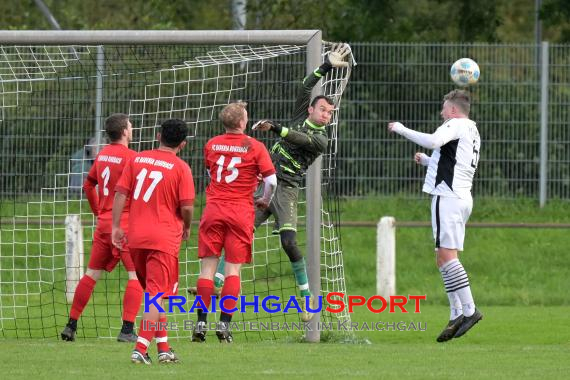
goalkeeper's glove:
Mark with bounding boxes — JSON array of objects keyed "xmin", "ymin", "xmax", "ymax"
[
  {"xmin": 318, "ymin": 43, "xmax": 350, "ymax": 75},
  {"xmin": 252, "ymin": 119, "xmax": 283, "ymax": 135}
]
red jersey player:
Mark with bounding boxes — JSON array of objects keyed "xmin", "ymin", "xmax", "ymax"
[
  {"xmin": 61, "ymin": 113, "xmax": 143, "ymax": 343},
  {"xmin": 192, "ymin": 102, "xmax": 276, "ymax": 344},
  {"xmin": 112, "ymin": 119, "xmax": 194, "ymax": 364}
]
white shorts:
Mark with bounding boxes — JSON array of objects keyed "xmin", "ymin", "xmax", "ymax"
[{"xmin": 431, "ymin": 195, "xmax": 472, "ymax": 251}]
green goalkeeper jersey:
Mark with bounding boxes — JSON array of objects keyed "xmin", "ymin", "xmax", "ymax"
[{"xmin": 270, "ymin": 67, "xmax": 329, "ymax": 187}]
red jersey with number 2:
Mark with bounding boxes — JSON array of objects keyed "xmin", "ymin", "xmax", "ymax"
[
  {"xmin": 204, "ymin": 133, "xmax": 275, "ymax": 205},
  {"xmin": 115, "ymin": 149, "xmax": 195, "ymax": 256}
]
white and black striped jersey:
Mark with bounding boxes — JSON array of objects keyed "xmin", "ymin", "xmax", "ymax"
[{"xmin": 423, "ymin": 118, "xmax": 480, "ymax": 199}]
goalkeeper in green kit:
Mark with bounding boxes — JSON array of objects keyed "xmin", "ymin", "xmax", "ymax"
[{"xmin": 189, "ymin": 44, "xmax": 350, "ymax": 322}]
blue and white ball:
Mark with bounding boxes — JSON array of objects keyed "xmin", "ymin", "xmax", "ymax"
[{"xmin": 450, "ymin": 58, "xmax": 480, "ymax": 87}]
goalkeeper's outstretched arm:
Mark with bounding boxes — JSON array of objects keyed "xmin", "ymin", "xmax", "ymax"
[
  {"xmin": 289, "ymin": 44, "xmax": 350, "ymax": 125},
  {"xmin": 252, "ymin": 119, "xmax": 328, "ymax": 154}
]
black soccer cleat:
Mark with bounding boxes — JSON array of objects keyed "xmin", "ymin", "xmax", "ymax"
[
  {"xmin": 187, "ymin": 286, "xmax": 221, "ymax": 297},
  {"xmin": 436, "ymin": 315, "xmax": 464, "ymax": 343},
  {"xmin": 216, "ymin": 322, "xmax": 233, "ymax": 344},
  {"xmin": 158, "ymin": 349, "xmax": 180, "ymax": 364},
  {"xmin": 131, "ymin": 350, "xmax": 152, "ymax": 365},
  {"xmin": 187, "ymin": 286, "xmax": 198, "ymax": 296},
  {"xmin": 117, "ymin": 331, "xmax": 138, "ymax": 343},
  {"xmin": 191, "ymin": 321, "xmax": 207, "ymax": 343},
  {"xmin": 61, "ymin": 325, "xmax": 76, "ymax": 342},
  {"xmin": 454, "ymin": 309, "xmax": 483, "ymax": 339}
]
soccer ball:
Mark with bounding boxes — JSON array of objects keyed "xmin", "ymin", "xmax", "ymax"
[{"xmin": 450, "ymin": 58, "xmax": 480, "ymax": 87}]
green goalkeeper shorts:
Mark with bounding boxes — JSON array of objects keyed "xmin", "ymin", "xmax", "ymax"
[{"xmin": 255, "ymin": 182, "xmax": 299, "ymax": 233}]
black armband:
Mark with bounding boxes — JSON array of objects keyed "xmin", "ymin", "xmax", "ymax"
[
  {"xmin": 317, "ymin": 61, "xmax": 333, "ymax": 76},
  {"xmin": 316, "ymin": 55, "xmax": 333, "ymax": 76},
  {"xmin": 269, "ymin": 121, "xmax": 283, "ymax": 135}
]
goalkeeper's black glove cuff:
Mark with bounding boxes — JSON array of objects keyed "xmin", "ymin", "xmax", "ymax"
[
  {"xmin": 269, "ymin": 121, "xmax": 283, "ymax": 135},
  {"xmin": 317, "ymin": 60, "xmax": 333, "ymax": 76}
]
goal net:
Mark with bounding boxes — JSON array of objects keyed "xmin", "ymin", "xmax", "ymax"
[{"xmin": 0, "ymin": 32, "xmax": 355, "ymax": 341}]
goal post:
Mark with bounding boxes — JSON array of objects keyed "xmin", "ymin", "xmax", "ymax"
[
  {"xmin": 0, "ymin": 30, "xmax": 354, "ymax": 341},
  {"xmin": 305, "ymin": 30, "xmax": 322, "ymax": 343}
]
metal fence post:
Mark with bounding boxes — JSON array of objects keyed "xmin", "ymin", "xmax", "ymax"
[
  {"xmin": 539, "ymin": 41, "xmax": 549, "ymax": 207},
  {"xmin": 94, "ymin": 46, "xmax": 104, "ymax": 154}
]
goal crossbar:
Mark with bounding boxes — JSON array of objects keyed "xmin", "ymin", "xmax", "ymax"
[{"xmin": 0, "ymin": 30, "xmax": 321, "ymax": 45}]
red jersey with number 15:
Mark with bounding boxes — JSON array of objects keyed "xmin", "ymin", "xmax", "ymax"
[
  {"xmin": 115, "ymin": 149, "xmax": 195, "ymax": 256},
  {"xmin": 84, "ymin": 143, "xmax": 137, "ymax": 233},
  {"xmin": 204, "ymin": 133, "xmax": 275, "ymax": 205}
]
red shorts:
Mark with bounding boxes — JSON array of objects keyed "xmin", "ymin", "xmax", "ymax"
[
  {"xmin": 198, "ymin": 202, "xmax": 254, "ymax": 264},
  {"xmin": 130, "ymin": 249, "xmax": 179, "ymax": 298},
  {"xmin": 88, "ymin": 229, "xmax": 135, "ymax": 272}
]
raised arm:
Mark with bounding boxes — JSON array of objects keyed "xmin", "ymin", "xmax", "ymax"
[
  {"xmin": 289, "ymin": 70, "xmax": 325, "ymax": 125},
  {"xmin": 290, "ymin": 44, "xmax": 350, "ymax": 125},
  {"xmin": 388, "ymin": 121, "xmax": 460, "ymax": 150}
]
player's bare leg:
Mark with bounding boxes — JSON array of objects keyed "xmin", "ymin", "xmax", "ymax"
[{"xmin": 188, "ymin": 255, "xmax": 224, "ymax": 297}]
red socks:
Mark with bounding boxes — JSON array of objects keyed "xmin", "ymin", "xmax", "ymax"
[
  {"xmin": 135, "ymin": 319, "xmax": 155, "ymax": 354},
  {"xmin": 122, "ymin": 279, "xmax": 143, "ymax": 322},
  {"xmin": 197, "ymin": 278, "xmax": 215, "ymax": 309},
  {"xmin": 70, "ymin": 275, "xmax": 96, "ymax": 320},
  {"xmin": 221, "ymin": 275, "xmax": 240, "ymax": 314},
  {"xmin": 155, "ymin": 316, "xmax": 169, "ymax": 353}
]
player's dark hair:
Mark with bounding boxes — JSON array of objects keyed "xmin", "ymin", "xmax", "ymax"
[
  {"xmin": 310, "ymin": 95, "xmax": 334, "ymax": 108},
  {"xmin": 105, "ymin": 113, "xmax": 130, "ymax": 142},
  {"xmin": 160, "ymin": 119, "xmax": 188, "ymax": 147},
  {"xmin": 444, "ymin": 89, "xmax": 471, "ymax": 115}
]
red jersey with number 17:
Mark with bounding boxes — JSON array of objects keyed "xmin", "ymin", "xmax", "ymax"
[
  {"xmin": 115, "ymin": 149, "xmax": 195, "ymax": 256},
  {"xmin": 84, "ymin": 143, "xmax": 137, "ymax": 233},
  {"xmin": 204, "ymin": 133, "xmax": 275, "ymax": 205}
]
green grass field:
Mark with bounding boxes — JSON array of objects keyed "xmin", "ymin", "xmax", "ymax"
[
  {"xmin": 341, "ymin": 198, "xmax": 570, "ymax": 305},
  {"xmin": 1, "ymin": 197, "xmax": 569, "ymax": 378},
  {"xmin": 2, "ymin": 305, "xmax": 569, "ymax": 379}
]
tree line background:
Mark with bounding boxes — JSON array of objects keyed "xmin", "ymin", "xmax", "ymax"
[
  {"xmin": 2, "ymin": 0, "xmax": 570, "ymax": 43},
  {"xmin": 1, "ymin": 1, "xmax": 569, "ymax": 199}
]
